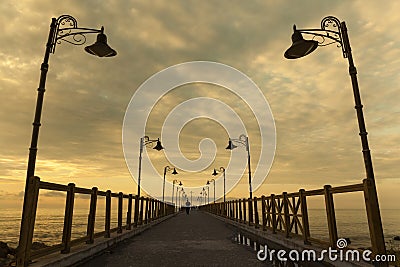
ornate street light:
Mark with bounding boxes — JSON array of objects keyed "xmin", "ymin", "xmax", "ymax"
[
  {"xmin": 175, "ymin": 181, "xmax": 183, "ymax": 210},
  {"xmin": 226, "ymin": 134, "xmax": 252, "ymax": 199},
  {"xmin": 206, "ymin": 179, "xmax": 216, "ymax": 203},
  {"xmin": 212, "ymin": 167, "xmax": 226, "ymax": 203},
  {"xmin": 284, "ymin": 15, "xmax": 386, "ymax": 257},
  {"xmin": 137, "ymin": 136, "xmax": 163, "ymax": 198},
  {"xmin": 18, "ymin": 15, "xmax": 117, "ymax": 266},
  {"xmin": 163, "ymin": 166, "xmax": 178, "ymax": 202}
]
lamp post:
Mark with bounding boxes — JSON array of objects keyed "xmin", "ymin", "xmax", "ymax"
[
  {"xmin": 137, "ymin": 136, "xmax": 163, "ymax": 198},
  {"xmin": 201, "ymin": 187, "xmax": 207, "ymax": 205},
  {"xmin": 206, "ymin": 179, "xmax": 216, "ymax": 203},
  {"xmin": 174, "ymin": 181, "xmax": 182, "ymax": 211},
  {"xmin": 226, "ymin": 134, "xmax": 252, "ymax": 199},
  {"xmin": 18, "ymin": 15, "xmax": 117, "ymax": 266},
  {"xmin": 284, "ymin": 16, "xmax": 386, "ymax": 257},
  {"xmin": 204, "ymin": 184, "xmax": 210, "ymax": 204},
  {"xmin": 190, "ymin": 191, "xmax": 193, "ymax": 206},
  {"xmin": 172, "ymin": 180, "xmax": 181, "ymax": 206},
  {"xmin": 212, "ymin": 167, "xmax": 226, "ymax": 203},
  {"xmin": 163, "ymin": 166, "xmax": 178, "ymax": 202}
]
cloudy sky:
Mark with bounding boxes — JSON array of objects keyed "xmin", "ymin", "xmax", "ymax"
[{"xmin": 0, "ymin": 0, "xmax": 399, "ymax": 210}]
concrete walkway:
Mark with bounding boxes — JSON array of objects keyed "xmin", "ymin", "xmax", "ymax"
[{"xmin": 79, "ymin": 210, "xmax": 268, "ymax": 267}]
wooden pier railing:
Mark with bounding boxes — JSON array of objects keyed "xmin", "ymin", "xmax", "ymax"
[
  {"xmin": 17, "ymin": 176, "xmax": 175, "ymax": 267},
  {"xmin": 202, "ymin": 179, "xmax": 387, "ymax": 259}
]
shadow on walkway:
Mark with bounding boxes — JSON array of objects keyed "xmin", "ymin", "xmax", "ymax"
[{"xmin": 79, "ymin": 210, "xmax": 268, "ymax": 266}]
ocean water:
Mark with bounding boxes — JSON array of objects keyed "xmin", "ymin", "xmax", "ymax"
[{"xmin": 0, "ymin": 208, "xmax": 399, "ymax": 250}]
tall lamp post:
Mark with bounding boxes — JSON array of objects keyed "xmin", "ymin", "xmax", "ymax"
[
  {"xmin": 284, "ymin": 16, "xmax": 386, "ymax": 257},
  {"xmin": 172, "ymin": 180, "xmax": 182, "ymax": 207},
  {"xmin": 226, "ymin": 134, "xmax": 252, "ymax": 199},
  {"xmin": 206, "ymin": 179, "xmax": 216, "ymax": 203},
  {"xmin": 163, "ymin": 166, "xmax": 178, "ymax": 202},
  {"xmin": 212, "ymin": 167, "xmax": 226, "ymax": 203},
  {"xmin": 18, "ymin": 15, "xmax": 117, "ymax": 266},
  {"xmin": 204, "ymin": 184, "xmax": 210, "ymax": 204},
  {"xmin": 137, "ymin": 136, "xmax": 164, "ymax": 198}
]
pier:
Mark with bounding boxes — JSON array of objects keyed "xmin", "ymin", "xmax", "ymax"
[{"xmin": 13, "ymin": 176, "xmax": 394, "ymax": 266}]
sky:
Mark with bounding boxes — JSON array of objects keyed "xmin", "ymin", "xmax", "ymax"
[{"xmin": 0, "ymin": 0, "xmax": 399, "ymax": 211}]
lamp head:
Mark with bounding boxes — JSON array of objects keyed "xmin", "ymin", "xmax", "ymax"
[
  {"xmin": 179, "ymin": 181, "xmax": 183, "ymax": 186},
  {"xmin": 84, "ymin": 27, "xmax": 117, "ymax": 57},
  {"xmin": 212, "ymin": 169, "xmax": 218, "ymax": 176},
  {"xmin": 206, "ymin": 181, "xmax": 210, "ymax": 185},
  {"xmin": 172, "ymin": 168, "xmax": 178, "ymax": 175},
  {"xmin": 153, "ymin": 138, "xmax": 164, "ymax": 151},
  {"xmin": 225, "ymin": 140, "xmax": 237, "ymax": 150},
  {"xmin": 284, "ymin": 25, "xmax": 318, "ymax": 59}
]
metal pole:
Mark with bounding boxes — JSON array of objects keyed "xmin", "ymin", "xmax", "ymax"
[
  {"xmin": 213, "ymin": 180, "xmax": 216, "ymax": 204},
  {"xmin": 223, "ymin": 168, "xmax": 226, "ymax": 203},
  {"xmin": 137, "ymin": 137, "xmax": 144, "ymax": 198},
  {"xmin": 246, "ymin": 136, "xmax": 252, "ymax": 199},
  {"xmin": 341, "ymin": 21, "xmax": 386, "ymax": 257},
  {"xmin": 163, "ymin": 167, "xmax": 167, "ymax": 202},
  {"xmin": 207, "ymin": 186, "xmax": 210, "ymax": 204},
  {"xmin": 172, "ymin": 181, "xmax": 175, "ymax": 206},
  {"xmin": 18, "ymin": 19, "xmax": 57, "ymax": 267}
]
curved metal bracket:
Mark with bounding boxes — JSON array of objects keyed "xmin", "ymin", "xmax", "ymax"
[
  {"xmin": 296, "ymin": 16, "xmax": 347, "ymax": 58},
  {"xmin": 50, "ymin": 15, "xmax": 103, "ymax": 54}
]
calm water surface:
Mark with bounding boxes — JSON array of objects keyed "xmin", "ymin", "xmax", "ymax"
[{"xmin": 1, "ymin": 208, "xmax": 399, "ymax": 249}]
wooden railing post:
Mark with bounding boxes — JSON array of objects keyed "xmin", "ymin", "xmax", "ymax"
[
  {"xmin": 86, "ymin": 187, "xmax": 98, "ymax": 244},
  {"xmin": 139, "ymin": 197, "xmax": 144, "ymax": 225},
  {"xmin": 248, "ymin": 198, "xmax": 253, "ymax": 226},
  {"xmin": 324, "ymin": 185, "xmax": 338, "ymax": 247},
  {"xmin": 117, "ymin": 192, "xmax": 123, "ymax": 233},
  {"xmin": 239, "ymin": 199, "xmax": 243, "ymax": 223},
  {"xmin": 283, "ymin": 192, "xmax": 290, "ymax": 238},
  {"xmin": 363, "ymin": 178, "xmax": 387, "ymax": 259},
  {"xmin": 16, "ymin": 176, "xmax": 40, "ymax": 267},
  {"xmin": 126, "ymin": 194, "xmax": 133, "ymax": 230},
  {"xmin": 242, "ymin": 198, "xmax": 247, "ymax": 223},
  {"xmin": 299, "ymin": 189, "xmax": 310, "ymax": 244},
  {"xmin": 254, "ymin": 197, "xmax": 259, "ymax": 228},
  {"xmin": 144, "ymin": 198, "xmax": 149, "ymax": 224},
  {"xmin": 61, "ymin": 183, "xmax": 75, "ymax": 254},
  {"xmin": 133, "ymin": 195, "xmax": 139, "ymax": 227},
  {"xmin": 104, "ymin": 190, "xmax": 111, "ymax": 238},
  {"xmin": 261, "ymin": 196, "xmax": 267, "ymax": 231},
  {"xmin": 271, "ymin": 194, "xmax": 277, "ymax": 234},
  {"xmin": 235, "ymin": 200, "xmax": 239, "ymax": 221}
]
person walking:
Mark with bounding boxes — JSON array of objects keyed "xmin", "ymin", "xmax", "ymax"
[{"xmin": 185, "ymin": 199, "xmax": 191, "ymax": 215}]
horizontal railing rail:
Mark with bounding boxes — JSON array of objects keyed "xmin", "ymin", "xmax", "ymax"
[
  {"xmin": 17, "ymin": 176, "xmax": 175, "ymax": 266},
  {"xmin": 202, "ymin": 179, "xmax": 385, "ymax": 258}
]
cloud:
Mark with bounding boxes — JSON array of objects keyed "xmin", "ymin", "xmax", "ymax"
[{"xmin": 0, "ymin": 0, "xmax": 399, "ymax": 207}]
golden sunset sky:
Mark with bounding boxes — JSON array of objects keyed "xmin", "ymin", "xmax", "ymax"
[{"xmin": 0, "ymin": 0, "xmax": 399, "ymax": 210}]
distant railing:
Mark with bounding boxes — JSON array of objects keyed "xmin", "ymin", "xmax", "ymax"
[
  {"xmin": 17, "ymin": 176, "xmax": 175, "ymax": 267},
  {"xmin": 203, "ymin": 179, "xmax": 386, "ymax": 257}
]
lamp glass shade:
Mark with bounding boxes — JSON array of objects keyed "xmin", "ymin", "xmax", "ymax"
[
  {"xmin": 84, "ymin": 32, "xmax": 117, "ymax": 57},
  {"xmin": 284, "ymin": 30, "xmax": 318, "ymax": 59},
  {"xmin": 153, "ymin": 139, "xmax": 164, "ymax": 151},
  {"xmin": 225, "ymin": 140, "xmax": 237, "ymax": 150},
  {"xmin": 172, "ymin": 168, "xmax": 178, "ymax": 175}
]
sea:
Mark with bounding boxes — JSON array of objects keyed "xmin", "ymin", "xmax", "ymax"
[{"xmin": 1, "ymin": 208, "xmax": 399, "ymax": 250}]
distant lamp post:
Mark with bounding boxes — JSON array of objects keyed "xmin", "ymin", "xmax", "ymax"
[
  {"xmin": 283, "ymin": 16, "xmax": 386, "ymax": 256},
  {"xmin": 175, "ymin": 181, "xmax": 183, "ymax": 210},
  {"xmin": 18, "ymin": 15, "xmax": 117, "ymax": 266},
  {"xmin": 172, "ymin": 179, "xmax": 181, "ymax": 207},
  {"xmin": 137, "ymin": 136, "xmax": 163, "ymax": 198},
  {"xmin": 226, "ymin": 134, "xmax": 252, "ymax": 199},
  {"xmin": 163, "ymin": 166, "xmax": 178, "ymax": 202},
  {"xmin": 207, "ymin": 179, "xmax": 216, "ymax": 203},
  {"xmin": 201, "ymin": 187, "xmax": 207, "ymax": 205},
  {"xmin": 204, "ymin": 183, "xmax": 210, "ymax": 205},
  {"xmin": 212, "ymin": 167, "xmax": 226, "ymax": 203}
]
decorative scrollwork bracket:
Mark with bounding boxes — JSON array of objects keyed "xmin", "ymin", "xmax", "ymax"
[
  {"xmin": 50, "ymin": 15, "xmax": 103, "ymax": 54},
  {"xmin": 296, "ymin": 16, "xmax": 348, "ymax": 58}
]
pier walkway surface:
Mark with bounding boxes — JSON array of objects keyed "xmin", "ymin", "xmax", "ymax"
[{"xmin": 79, "ymin": 210, "xmax": 268, "ymax": 267}]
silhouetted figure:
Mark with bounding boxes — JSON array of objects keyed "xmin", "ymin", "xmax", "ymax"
[{"xmin": 185, "ymin": 200, "xmax": 191, "ymax": 215}]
